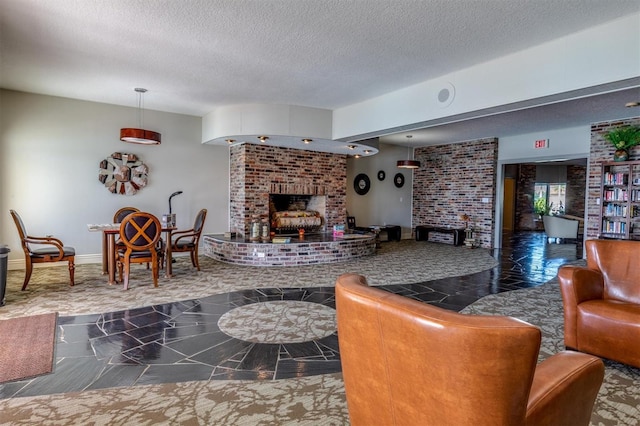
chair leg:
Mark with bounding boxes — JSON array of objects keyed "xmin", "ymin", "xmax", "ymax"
[
  {"xmin": 117, "ymin": 260, "xmax": 123, "ymax": 284},
  {"xmin": 22, "ymin": 257, "xmax": 34, "ymax": 291},
  {"xmin": 152, "ymin": 256, "xmax": 159, "ymax": 287},
  {"xmin": 68, "ymin": 258, "xmax": 75, "ymax": 286},
  {"xmin": 192, "ymin": 248, "xmax": 200, "ymax": 271},
  {"xmin": 123, "ymin": 260, "xmax": 130, "ymax": 290}
]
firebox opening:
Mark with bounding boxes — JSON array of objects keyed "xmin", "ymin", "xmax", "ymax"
[{"xmin": 269, "ymin": 194, "xmax": 326, "ymax": 234}]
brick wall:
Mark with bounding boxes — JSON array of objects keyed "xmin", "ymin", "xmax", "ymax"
[
  {"xmin": 587, "ymin": 117, "xmax": 640, "ymax": 239},
  {"xmin": 566, "ymin": 165, "xmax": 586, "ymax": 216},
  {"xmin": 229, "ymin": 144, "xmax": 347, "ymax": 236},
  {"xmin": 413, "ymin": 138, "xmax": 498, "ymax": 248},
  {"xmin": 515, "ymin": 164, "xmax": 537, "ymax": 231}
]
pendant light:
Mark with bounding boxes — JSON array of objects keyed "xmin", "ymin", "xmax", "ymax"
[
  {"xmin": 120, "ymin": 88, "xmax": 161, "ymax": 145},
  {"xmin": 397, "ymin": 135, "xmax": 420, "ymax": 169}
]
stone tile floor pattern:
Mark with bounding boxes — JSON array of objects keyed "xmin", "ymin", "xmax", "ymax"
[{"xmin": 0, "ymin": 231, "xmax": 582, "ymax": 399}]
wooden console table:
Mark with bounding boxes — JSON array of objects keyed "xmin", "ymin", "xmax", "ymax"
[{"xmin": 415, "ymin": 225, "xmax": 465, "ymax": 246}]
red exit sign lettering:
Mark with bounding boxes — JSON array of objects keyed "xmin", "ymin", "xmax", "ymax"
[{"xmin": 534, "ymin": 139, "xmax": 549, "ymax": 149}]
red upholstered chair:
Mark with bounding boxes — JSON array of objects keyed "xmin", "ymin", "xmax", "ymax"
[
  {"xmin": 116, "ymin": 212, "xmax": 163, "ymax": 290},
  {"xmin": 335, "ymin": 273, "xmax": 604, "ymax": 426},
  {"xmin": 170, "ymin": 209, "xmax": 207, "ymax": 270},
  {"xmin": 10, "ymin": 209, "xmax": 75, "ymax": 290},
  {"xmin": 558, "ymin": 239, "xmax": 640, "ymax": 368}
]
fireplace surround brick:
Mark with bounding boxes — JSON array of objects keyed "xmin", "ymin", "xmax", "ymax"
[{"xmin": 230, "ymin": 144, "xmax": 347, "ymax": 236}]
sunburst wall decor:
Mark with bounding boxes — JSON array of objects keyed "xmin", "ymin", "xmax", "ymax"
[{"xmin": 98, "ymin": 152, "xmax": 148, "ymax": 195}]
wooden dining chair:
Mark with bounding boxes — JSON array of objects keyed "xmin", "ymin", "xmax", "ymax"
[
  {"xmin": 116, "ymin": 212, "xmax": 162, "ymax": 290},
  {"xmin": 113, "ymin": 206, "xmax": 140, "ymax": 223},
  {"xmin": 113, "ymin": 206, "xmax": 162, "ymax": 270},
  {"xmin": 170, "ymin": 209, "xmax": 207, "ymax": 270},
  {"xmin": 9, "ymin": 209, "xmax": 75, "ymax": 290}
]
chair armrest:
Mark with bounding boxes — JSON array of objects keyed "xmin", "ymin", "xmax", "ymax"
[
  {"xmin": 558, "ymin": 266, "xmax": 604, "ymax": 349},
  {"xmin": 171, "ymin": 228, "xmax": 195, "ymax": 239},
  {"xmin": 172, "ymin": 230, "xmax": 197, "ymax": 246},
  {"xmin": 558, "ymin": 265, "xmax": 604, "ymax": 305},
  {"xmin": 526, "ymin": 351, "xmax": 604, "ymax": 426},
  {"xmin": 23, "ymin": 236, "xmax": 65, "ymax": 260},
  {"xmin": 26, "ymin": 235, "xmax": 65, "ymax": 246}
]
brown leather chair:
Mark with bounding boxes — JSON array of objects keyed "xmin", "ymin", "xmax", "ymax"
[
  {"xmin": 116, "ymin": 212, "xmax": 162, "ymax": 290},
  {"xmin": 10, "ymin": 209, "xmax": 75, "ymax": 290},
  {"xmin": 170, "ymin": 209, "xmax": 207, "ymax": 271},
  {"xmin": 335, "ymin": 273, "xmax": 604, "ymax": 426},
  {"xmin": 558, "ymin": 239, "xmax": 640, "ymax": 368}
]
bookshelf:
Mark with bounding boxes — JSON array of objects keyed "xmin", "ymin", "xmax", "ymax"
[{"xmin": 599, "ymin": 160, "xmax": 640, "ymax": 240}]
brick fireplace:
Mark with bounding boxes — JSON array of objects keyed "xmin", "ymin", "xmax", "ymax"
[{"xmin": 229, "ymin": 143, "xmax": 347, "ymax": 236}]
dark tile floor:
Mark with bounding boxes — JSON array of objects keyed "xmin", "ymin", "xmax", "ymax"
[{"xmin": 0, "ymin": 231, "xmax": 583, "ymax": 399}]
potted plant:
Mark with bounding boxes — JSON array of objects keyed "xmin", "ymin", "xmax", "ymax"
[
  {"xmin": 604, "ymin": 126, "xmax": 640, "ymax": 162},
  {"xmin": 534, "ymin": 198, "xmax": 551, "ymax": 218}
]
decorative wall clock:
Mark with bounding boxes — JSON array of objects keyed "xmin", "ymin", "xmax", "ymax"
[
  {"xmin": 394, "ymin": 172, "xmax": 405, "ymax": 188},
  {"xmin": 98, "ymin": 152, "xmax": 148, "ymax": 195},
  {"xmin": 354, "ymin": 173, "xmax": 371, "ymax": 195}
]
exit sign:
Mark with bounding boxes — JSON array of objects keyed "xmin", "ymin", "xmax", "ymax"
[{"xmin": 534, "ymin": 139, "xmax": 549, "ymax": 149}]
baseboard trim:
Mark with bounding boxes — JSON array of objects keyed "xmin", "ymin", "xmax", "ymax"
[
  {"xmin": 7, "ymin": 252, "xmax": 189, "ymax": 271},
  {"xmin": 7, "ymin": 254, "xmax": 102, "ymax": 271}
]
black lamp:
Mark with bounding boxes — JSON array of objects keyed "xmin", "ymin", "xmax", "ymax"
[{"xmin": 169, "ymin": 191, "xmax": 183, "ymax": 214}]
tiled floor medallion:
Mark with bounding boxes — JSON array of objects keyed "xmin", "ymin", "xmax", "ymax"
[{"xmin": 217, "ymin": 301, "xmax": 336, "ymax": 343}]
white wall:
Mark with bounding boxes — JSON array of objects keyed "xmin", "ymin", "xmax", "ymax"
[
  {"xmin": 0, "ymin": 90, "xmax": 229, "ymax": 268},
  {"xmin": 498, "ymin": 126, "xmax": 591, "ymax": 162},
  {"xmin": 346, "ymin": 143, "xmax": 413, "ymax": 237},
  {"xmin": 332, "ymin": 14, "xmax": 640, "ymax": 140}
]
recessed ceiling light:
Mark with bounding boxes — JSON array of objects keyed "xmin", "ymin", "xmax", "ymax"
[
  {"xmin": 257, "ymin": 136, "xmax": 269, "ymax": 142},
  {"xmin": 625, "ymin": 101, "xmax": 640, "ymax": 108},
  {"xmin": 302, "ymin": 138, "xmax": 313, "ymax": 144},
  {"xmin": 364, "ymin": 149, "xmax": 372, "ymax": 154},
  {"xmin": 347, "ymin": 144, "xmax": 357, "ymax": 150},
  {"xmin": 226, "ymin": 139, "xmax": 236, "ymax": 144},
  {"xmin": 354, "ymin": 154, "xmax": 361, "ymax": 158}
]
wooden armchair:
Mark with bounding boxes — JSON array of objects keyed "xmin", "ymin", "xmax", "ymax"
[
  {"xmin": 171, "ymin": 209, "xmax": 207, "ymax": 270},
  {"xmin": 116, "ymin": 212, "xmax": 163, "ymax": 290},
  {"xmin": 336, "ymin": 273, "xmax": 604, "ymax": 426},
  {"xmin": 10, "ymin": 209, "xmax": 75, "ymax": 290}
]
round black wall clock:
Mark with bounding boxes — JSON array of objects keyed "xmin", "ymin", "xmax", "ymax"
[
  {"xmin": 354, "ymin": 173, "xmax": 371, "ymax": 195},
  {"xmin": 377, "ymin": 170, "xmax": 386, "ymax": 181},
  {"xmin": 394, "ymin": 172, "xmax": 405, "ymax": 188}
]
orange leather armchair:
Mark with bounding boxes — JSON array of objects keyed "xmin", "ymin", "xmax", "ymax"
[
  {"xmin": 336, "ymin": 273, "xmax": 604, "ymax": 426},
  {"xmin": 558, "ymin": 239, "xmax": 640, "ymax": 368}
]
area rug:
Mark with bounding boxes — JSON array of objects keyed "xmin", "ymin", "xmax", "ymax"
[
  {"xmin": 1, "ymin": 280, "xmax": 639, "ymax": 424},
  {"xmin": 0, "ymin": 313, "xmax": 57, "ymax": 384},
  {"xmin": 461, "ymin": 279, "xmax": 640, "ymax": 426}
]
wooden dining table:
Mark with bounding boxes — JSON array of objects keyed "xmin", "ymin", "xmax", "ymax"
[{"xmin": 89, "ymin": 223, "xmax": 176, "ymax": 285}]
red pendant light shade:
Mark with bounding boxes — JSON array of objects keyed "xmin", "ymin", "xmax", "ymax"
[
  {"xmin": 397, "ymin": 135, "xmax": 420, "ymax": 169},
  {"xmin": 120, "ymin": 88, "xmax": 161, "ymax": 145},
  {"xmin": 396, "ymin": 159, "xmax": 421, "ymax": 169},
  {"xmin": 120, "ymin": 128, "xmax": 161, "ymax": 145}
]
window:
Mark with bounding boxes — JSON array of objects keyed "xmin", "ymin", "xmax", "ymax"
[{"xmin": 534, "ymin": 183, "xmax": 565, "ymax": 215}]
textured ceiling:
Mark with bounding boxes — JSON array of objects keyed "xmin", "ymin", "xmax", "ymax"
[{"xmin": 1, "ymin": 0, "xmax": 639, "ymax": 147}]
